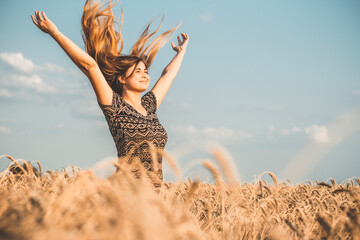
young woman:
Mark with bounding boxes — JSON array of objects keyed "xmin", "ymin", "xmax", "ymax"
[{"xmin": 31, "ymin": 0, "xmax": 189, "ymax": 184}]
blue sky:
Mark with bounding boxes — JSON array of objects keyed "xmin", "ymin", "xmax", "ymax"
[{"xmin": 0, "ymin": 0, "xmax": 359, "ymax": 183}]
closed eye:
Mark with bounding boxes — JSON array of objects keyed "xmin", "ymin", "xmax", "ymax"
[{"xmin": 135, "ymin": 69, "xmax": 148, "ymax": 74}]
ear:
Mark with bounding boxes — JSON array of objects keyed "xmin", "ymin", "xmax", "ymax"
[{"xmin": 118, "ymin": 75, "xmax": 126, "ymax": 84}]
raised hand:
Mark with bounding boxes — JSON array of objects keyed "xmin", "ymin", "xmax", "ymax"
[
  {"xmin": 31, "ymin": 11, "xmax": 58, "ymax": 36},
  {"xmin": 171, "ymin": 33, "xmax": 189, "ymax": 53}
]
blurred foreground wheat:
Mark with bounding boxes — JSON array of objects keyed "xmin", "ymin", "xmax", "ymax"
[{"xmin": 0, "ymin": 151, "xmax": 359, "ymax": 240}]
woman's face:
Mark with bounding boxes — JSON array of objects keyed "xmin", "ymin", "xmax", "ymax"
[{"xmin": 120, "ymin": 61, "xmax": 150, "ymax": 93}]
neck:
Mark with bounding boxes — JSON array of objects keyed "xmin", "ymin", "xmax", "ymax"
[{"xmin": 121, "ymin": 90, "xmax": 142, "ymax": 106}]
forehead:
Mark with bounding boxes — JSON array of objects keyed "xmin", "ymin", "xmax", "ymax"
[
  {"xmin": 132, "ymin": 61, "xmax": 147, "ymax": 69},
  {"xmin": 135, "ymin": 61, "xmax": 147, "ymax": 69},
  {"xmin": 125, "ymin": 61, "xmax": 148, "ymax": 77}
]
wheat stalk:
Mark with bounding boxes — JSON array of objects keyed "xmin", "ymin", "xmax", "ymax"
[
  {"xmin": 185, "ymin": 180, "xmax": 200, "ymax": 208},
  {"xmin": 202, "ymin": 161, "xmax": 222, "ymax": 186},
  {"xmin": 316, "ymin": 214, "xmax": 332, "ymax": 238},
  {"xmin": 285, "ymin": 219, "xmax": 304, "ymax": 238},
  {"xmin": 268, "ymin": 172, "xmax": 278, "ymax": 188},
  {"xmin": 211, "ymin": 147, "xmax": 238, "ymax": 185},
  {"xmin": 162, "ymin": 151, "xmax": 181, "ymax": 180}
]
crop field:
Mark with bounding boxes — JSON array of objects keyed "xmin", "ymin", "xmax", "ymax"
[{"xmin": 0, "ymin": 152, "xmax": 359, "ymax": 240}]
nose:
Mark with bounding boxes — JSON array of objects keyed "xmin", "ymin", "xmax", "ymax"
[{"xmin": 141, "ymin": 71, "xmax": 149, "ymax": 79}]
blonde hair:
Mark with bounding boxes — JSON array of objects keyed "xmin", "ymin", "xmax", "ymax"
[{"xmin": 81, "ymin": 0, "xmax": 180, "ymax": 95}]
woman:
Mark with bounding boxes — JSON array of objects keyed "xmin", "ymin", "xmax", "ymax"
[{"xmin": 31, "ymin": 0, "xmax": 189, "ymax": 184}]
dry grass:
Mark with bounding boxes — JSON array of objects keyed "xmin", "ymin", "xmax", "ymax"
[{"xmin": 0, "ymin": 153, "xmax": 359, "ymax": 240}]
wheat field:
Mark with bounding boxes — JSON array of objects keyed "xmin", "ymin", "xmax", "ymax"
[{"xmin": 0, "ymin": 151, "xmax": 359, "ymax": 240}]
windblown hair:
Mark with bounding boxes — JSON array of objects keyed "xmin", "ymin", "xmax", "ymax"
[{"xmin": 81, "ymin": 0, "xmax": 179, "ymax": 95}]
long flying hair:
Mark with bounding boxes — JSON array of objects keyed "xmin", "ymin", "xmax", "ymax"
[{"xmin": 81, "ymin": 0, "xmax": 180, "ymax": 95}]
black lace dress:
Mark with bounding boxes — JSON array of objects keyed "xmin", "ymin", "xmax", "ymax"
[{"xmin": 98, "ymin": 90, "xmax": 168, "ymax": 181}]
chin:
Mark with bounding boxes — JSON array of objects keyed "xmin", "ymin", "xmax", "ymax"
[
  {"xmin": 138, "ymin": 87, "xmax": 148, "ymax": 92},
  {"xmin": 140, "ymin": 85, "xmax": 149, "ymax": 92}
]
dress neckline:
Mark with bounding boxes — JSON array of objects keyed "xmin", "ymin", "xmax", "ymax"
[{"xmin": 122, "ymin": 98, "xmax": 148, "ymax": 118}]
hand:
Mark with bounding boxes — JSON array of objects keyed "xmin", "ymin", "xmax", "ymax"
[
  {"xmin": 31, "ymin": 11, "xmax": 58, "ymax": 36},
  {"xmin": 171, "ymin": 33, "xmax": 189, "ymax": 53}
]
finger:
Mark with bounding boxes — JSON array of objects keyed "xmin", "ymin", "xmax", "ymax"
[
  {"xmin": 42, "ymin": 11, "xmax": 48, "ymax": 20},
  {"xmin": 171, "ymin": 42, "xmax": 175, "ymax": 49},
  {"xmin": 31, "ymin": 15, "xmax": 39, "ymax": 27},
  {"xmin": 36, "ymin": 11, "xmax": 44, "ymax": 22},
  {"xmin": 181, "ymin": 32, "xmax": 186, "ymax": 41},
  {"xmin": 177, "ymin": 36, "xmax": 181, "ymax": 44},
  {"xmin": 38, "ymin": 11, "xmax": 44, "ymax": 21},
  {"xmin": 35, "ymin": 11, "xmax": 41, "ymax": 22}
]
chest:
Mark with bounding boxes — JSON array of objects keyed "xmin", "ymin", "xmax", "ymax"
[{"xmin": 138, "ymin": 107, "xmax": 147, "ymax": 116}]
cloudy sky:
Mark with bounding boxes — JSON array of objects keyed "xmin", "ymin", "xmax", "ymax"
[{"xmin": 1, "ymin": 0, "xmax": 359, "ymax": 183}]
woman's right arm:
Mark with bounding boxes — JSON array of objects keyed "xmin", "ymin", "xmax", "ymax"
[{"xmin": 31, "ymin": 11, "xmax": 112, "ymax": 105}]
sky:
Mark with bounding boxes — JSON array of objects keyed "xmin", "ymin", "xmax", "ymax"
[{"xmin": 0, "ymin": 0, "xmax": 359, "ymax": 184}]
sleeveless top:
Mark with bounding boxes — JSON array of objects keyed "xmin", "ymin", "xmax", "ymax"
[{"xmin": 97, "ymin": 90, "xmax": 168, "ymax": 181}]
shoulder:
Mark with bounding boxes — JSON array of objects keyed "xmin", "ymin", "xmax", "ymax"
[
  {"xmin": 97, "ymin": 89, "xmax": 123, "ymax": 112},
  {"xmin": 142, "ymin": 91, "xmax": 157, "ymax": 113},
  {"xmin": 142, "ymin": 91, "xmax": 156, "ymax": 101}
]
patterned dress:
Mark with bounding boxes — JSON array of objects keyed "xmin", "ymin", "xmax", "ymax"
[{"xmin": 97, "ymin": 90, "xmax": 168, "ymax": 182}]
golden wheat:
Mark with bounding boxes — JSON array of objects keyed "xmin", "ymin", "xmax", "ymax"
[{"xmin": 0, "ymin": 154, "xmax": 359, "ymax": 239}]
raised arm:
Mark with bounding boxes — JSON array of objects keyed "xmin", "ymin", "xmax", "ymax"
[
  {"xmin": 31, "ymin": 11, "xmax": 112, "ymax": 105},
  {"xmin": 151, "ymin": 33, "xmax": 189, "ymax": 109}
]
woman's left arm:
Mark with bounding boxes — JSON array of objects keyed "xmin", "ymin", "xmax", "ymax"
[{"xmin": 151, "ymin": 33, "xmax": 189, "ymax": 109}]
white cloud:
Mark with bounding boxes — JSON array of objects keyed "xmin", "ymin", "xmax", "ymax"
[
  {"xmin": 0, "ymin": 88, "xmax": 12, "ymax": 97},
  {"xmin": 0, "ymin": 125, "xmax": 11, "ymax": 134},
  {"xmin": 281, "ymin": 126, "xmax": 302, "ymax": 136},
  {"xmin": 281, "ymin": 105, "xmax": 360, "ymax": 182},
  {"xmin": 169, "ymin": 125, "xmax": 254, "ymax": 142},
  {"xmin": 10, "ymin": 74, "xmax": 57, "ymax": 93},
  {"xmin": 0, "ymin": 52, "xmax": 66, "ymax": 74},
  {"xmin": 0, "ymin": 52, "xmax": 36, "ymax": 72},
  {"xmin": 280, "ymin": 125, "xmax": 328, "ymax": 143},
  {"xmin": 304, "ymin": 125, "xmax": 329, "ymax": 143},
  {"xmin": 44, "ymin": 63, "xmax": 65, "ymax": 72},
  {"xmin": 199, "ymin": 12, "xmax": 212, "ymax": 22},
  {"xmin": 202, "ymin": 127, "xmax": 253, "ymax": 141},
  {"xmin": 0, "ymin": 87, "xmax": 40, "ymax": 102},
  {"xmin": 0, "ymin": 52, "xmax": 90, "ymax": 105}
]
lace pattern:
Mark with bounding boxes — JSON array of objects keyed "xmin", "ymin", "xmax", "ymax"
[{"xmin": 98, "ymin": 90, "xmax": 168, "ymax": 181}]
